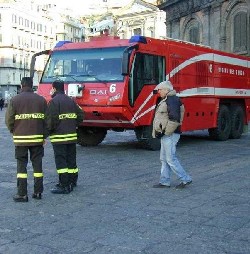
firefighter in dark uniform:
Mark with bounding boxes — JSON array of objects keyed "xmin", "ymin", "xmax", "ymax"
[
  {"xmin": 5, "ymin": 77, "xmax": 47, "ymax": 202},
  {"xmin": 46, "ymin": 80, "xmax": 84, "ymax": 194}
]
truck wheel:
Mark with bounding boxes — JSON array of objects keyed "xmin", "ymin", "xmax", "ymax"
[
  {"xmin": 135, "ymin": 126, "xmax": 161, "ymax": 151},
  {"xmin": 77, "ymin": 127, "xmax": 107, "ymax": 146},
  {"xmin": 208, "ymin": 105, "xmax": 231, "ymax": 141},
  {"xmin": 230, "ymin": 105, "xmax": 244, "ymax": 139}
]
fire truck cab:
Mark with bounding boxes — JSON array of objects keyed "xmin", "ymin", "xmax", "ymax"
[{"xmin": 31, "ymin": 35, "xmax": 250, "ymax": 150}]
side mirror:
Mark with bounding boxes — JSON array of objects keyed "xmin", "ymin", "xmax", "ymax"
[{"xmin": 30, "ymin": 50, "xmax": 50, "ymax": 79}]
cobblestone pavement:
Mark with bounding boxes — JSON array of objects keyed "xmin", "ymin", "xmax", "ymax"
[{"xmin": 0, "ymin": 107, "xmax": 250, "ymax": 254}]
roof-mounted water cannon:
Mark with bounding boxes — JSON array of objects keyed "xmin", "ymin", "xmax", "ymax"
[{"xmin": 90, "ymin": 19, "xmax": 114, "ymax": 35}]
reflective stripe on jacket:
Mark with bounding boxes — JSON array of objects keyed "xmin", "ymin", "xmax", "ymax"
[
  {"xmin": 15, "ymin": 113, "xmax": 45, "ymax": 120},
  {"xmin": 49, "ymin": 133, "xmax": 77, "ymax": 143},
  {"xmin": 5, "ymin": 87, "xmax": 48, "ymax": 146},
  {"xmin": 46, "ymin": 91, "xmax": 84, "ymax": 144},
  {"xmin": 13, "ymin": 134, "xmax": 44, "ymax": 144}
]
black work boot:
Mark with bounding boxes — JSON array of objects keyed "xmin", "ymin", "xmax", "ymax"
[
  {"xmin": 32, "ymin": 193, "xmax": 42, "ymax": 199},
  {"xmin": 55, "ymin": 182, "xmax": 73, "ymax": 192},
  {"xmin": 55, "ymin": 182, "xmax": 62, "ymax": 187},
  {"xmin": 72, "ymin": 182, "xmax": 77, "ymax": 187},
  {"xmin": 50, "ymin": 185, "xmax": 70, "ymax": 194},
  {"xmin": 13, "ymin": 194, "xmax": 28, "ymax": 202}
]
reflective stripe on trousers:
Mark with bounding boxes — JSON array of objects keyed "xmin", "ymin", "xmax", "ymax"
[
  {"xmin": 53, "ymin": 143, "xmax": 78, "ymax": 186},
  {"xmin": 15, "ymin": 146, "xmax": 44, "ymax": 196}
]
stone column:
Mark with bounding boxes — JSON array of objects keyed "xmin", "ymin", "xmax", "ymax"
[
  {"xmin": 210, "ymin": 2, "xmax": 222, "ymax": 50},
  {"xmin": 202, "ymin": 7, "xmax": 211, "ymax": 46}
]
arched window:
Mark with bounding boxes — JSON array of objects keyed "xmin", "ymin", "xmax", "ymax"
[
  {"xmin": 183, "ymin": 18, "xmax": 201, "ymax": 44},
  {"xmin": 233, "ymin": 12, "xmax": 247, "ymax": 53},
  {"xmin": 189, "ymin": 26, "xmax": 200, "ymax": 44}
]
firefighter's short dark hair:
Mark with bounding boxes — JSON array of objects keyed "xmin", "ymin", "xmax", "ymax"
[
  {"xmin": 52, "ymin": 80, "xmax": 64, "ymax": 92},
  {"xmin": 21, "ymin": 77, "xmax": 33, "ymax": 88}
]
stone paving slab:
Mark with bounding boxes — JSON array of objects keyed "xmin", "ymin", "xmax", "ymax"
[{"xmin": 0, "ymin": 108, "xmax": 250, "ymax": 254}]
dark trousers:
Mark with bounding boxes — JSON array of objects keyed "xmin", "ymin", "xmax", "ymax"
[
  {"xmin": 52, "ymin": 143, "xmax": 78, "ymax": 187},
  {"xmin": 15, "ymin": 145, "xmax": 44, "ymax": 196}
]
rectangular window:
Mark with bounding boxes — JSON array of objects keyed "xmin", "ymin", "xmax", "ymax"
[
  {"xmin": 19, "ymin": 17, "xmax": 23, "ymax": 26},
  {"xmin": 234, "ymin": 12, "xmax": 247, "ymax": 53},
  {"xmin": 134, "ymin": 53, "xmax": 164, "ymax": 84},
  {"xmin": 25, "ymin": 19, "xmax": 29, "ymax": 27},
  {"xmin": 37, "ymin": 23, "xmax": 42, "ymax": 32},
  {"xmin": 12, "ymin": 14, "xmax": 16, "ymax": 23},
  {"xmin": 189, "ymin": 27, "xmax": 199, "ymax": 44},
  {"xmin": 129, "ymin": 53, "xmax": 165, "ymax": 105}
]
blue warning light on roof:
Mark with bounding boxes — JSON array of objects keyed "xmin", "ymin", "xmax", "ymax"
[
  {"xmin": 55, "ymin": 41, "xmax": 72, "ymax": 48},
  {"xmin": 129, "ymin": 35, "xmax": 147, "ymax": 44}
]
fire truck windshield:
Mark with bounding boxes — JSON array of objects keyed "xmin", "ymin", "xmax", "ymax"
[{"xmin": 41, "ymin": 47, "xmax": 126, "ymax": 83}]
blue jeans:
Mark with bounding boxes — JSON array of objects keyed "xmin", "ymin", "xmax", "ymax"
[{"xmin": 159, "ymin": 133, "xmax": 191, "ymax": 186}]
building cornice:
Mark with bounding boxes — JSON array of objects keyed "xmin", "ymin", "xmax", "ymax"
[{"xmin": 158, "ymin": 0, "xmax": 220, "ymax": 21}]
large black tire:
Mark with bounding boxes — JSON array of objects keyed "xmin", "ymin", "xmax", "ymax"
[
  {"xmin": 135, "ymin": 126, "xmax": 161, "ymax": 151},
  {"xmin": 77, "ymin": 127, "xmax": 107, "ymax": 146},
  {"xmin": 208, "ymin": 105, "xmax": 231, "ymax": 141},
  {"xmin": 230, "ymin": 105, "xmax": 244, "ymax": 139}
]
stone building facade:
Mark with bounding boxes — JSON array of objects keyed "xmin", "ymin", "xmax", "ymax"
[
  {"xmin": 87, "ymin": 0, "xmax": 166, "ymax": 40},
  {"xmin": 0, "ymin": 0, "xmax": 84, "ymax": 100},
  {"xmin": 158, "ymin": 0, "xmax": 250, "ymax": 56},
  {"xmin": 114, "ymin": 0, "xmax": 166, "ymax": 39}
]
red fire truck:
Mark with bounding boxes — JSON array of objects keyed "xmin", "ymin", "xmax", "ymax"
[{"xmin": 30, "ymin": 35, "xmax": 250, "ymax": 150}]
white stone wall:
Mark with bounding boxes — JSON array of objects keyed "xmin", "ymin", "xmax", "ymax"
[{"xmin": 0, "ymin": 1, "xmax": 84, "ymax": 97}]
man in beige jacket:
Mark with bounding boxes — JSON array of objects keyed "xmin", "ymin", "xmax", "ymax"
[{"xmin": 152, "ymin": 80, "xmax": 192, "ymax": 189}]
